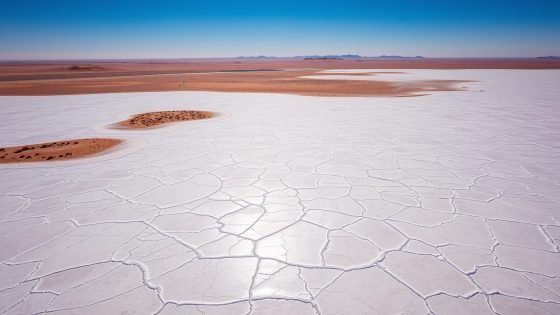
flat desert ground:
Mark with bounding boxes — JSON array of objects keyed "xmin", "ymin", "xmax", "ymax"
[{"xmin": 1, "ymin": 60, "xmax": 560, "ymax": 314}]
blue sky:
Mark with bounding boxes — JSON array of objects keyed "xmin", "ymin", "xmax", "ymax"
[{"xmin": 1, "ymin": 0, "xmax": 559, "ymax": 59}]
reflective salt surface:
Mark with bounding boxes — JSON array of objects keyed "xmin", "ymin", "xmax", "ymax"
[{"xmin": 1, "ymin": 69, "xmax": 559, "ymax": 314}]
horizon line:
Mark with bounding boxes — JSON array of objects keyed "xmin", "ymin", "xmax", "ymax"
[{"xmin": 1, "ymin": 56, "xmax": 559, "ymax": 63}]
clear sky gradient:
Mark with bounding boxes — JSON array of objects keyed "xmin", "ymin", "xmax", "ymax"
[{"xmin": 1, "ymin": 0, "xmax": 559, "ymax": 60}]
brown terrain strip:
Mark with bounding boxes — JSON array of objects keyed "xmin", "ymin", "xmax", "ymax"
[
  {"xmin": 0, "ymin": 59, "xmax": 558, "ymax": 96},
  {"xmin": 0, "ymin": 138, "xmax": 123, "ymax": 163},
  {"xmin": 116, "ymin": 110, "xmax": 216, "ymax": 129},
  {"xmin": 0, "ymin": 69, "xmax": 466, "ymax": 97}
]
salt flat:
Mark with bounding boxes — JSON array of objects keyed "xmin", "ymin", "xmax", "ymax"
[{"xmin": 1, "ymin": 69, "xmax": 560, "ymax": 314}]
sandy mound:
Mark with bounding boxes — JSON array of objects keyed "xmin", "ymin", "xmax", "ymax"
[
  {"xmin": 117, "ymin": 110, "xmax": 216, "ymax": 129},
  {"xmin": 0, "ymin": 138, "xmax": 122, "ymax": 163},
  {"xmin": 65, "ymin": 65, "xmax": 108, "ymax": 71}
]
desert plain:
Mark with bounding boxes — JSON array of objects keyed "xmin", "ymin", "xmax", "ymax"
[{"xmin": 0, "ymin": 59, "xmax": 560, "ymax": 314}]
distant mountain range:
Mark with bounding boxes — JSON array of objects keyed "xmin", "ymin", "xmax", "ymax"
[
  {"xmin": 234, "ymin": 54, "xmax": 425, "ymax": 60},
  {"xmin": 536, "ymin": 56, "xmax": 560, "ymax": 59}
]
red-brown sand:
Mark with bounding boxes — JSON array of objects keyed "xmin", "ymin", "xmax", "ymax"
[
  {"xmin": 115, "ymin": 110, "xmax": 216, "ymax": 129},
  {"xmin": 0, "ymin": 138, "xmax": 123, "ymax": 163},
  {"xmin": 0, "ymin": 69, "xmax": 466, "ymax": 97},
  {"xmin": 0, "ymin": 59, "xmax": 557, "ymax": 97}
]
